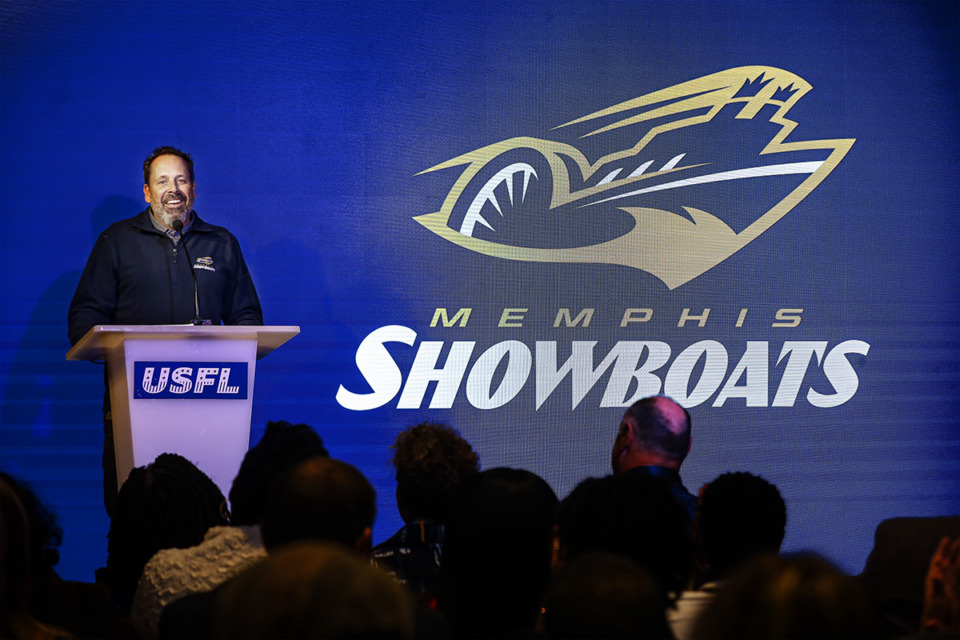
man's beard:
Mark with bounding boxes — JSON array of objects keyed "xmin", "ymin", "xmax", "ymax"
[{"xmin": 150, "ymin": 192, "xmax": 193, "ymax": 228}]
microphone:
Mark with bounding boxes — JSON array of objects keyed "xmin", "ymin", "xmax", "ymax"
[{"xmin": 173, "ymin": 219, "xmax": 211, "ymax": 326}]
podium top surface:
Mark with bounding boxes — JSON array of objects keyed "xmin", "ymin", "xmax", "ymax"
[{"xmin": 66, "ymin": 325, "xmax": 300, "ymax": 361}]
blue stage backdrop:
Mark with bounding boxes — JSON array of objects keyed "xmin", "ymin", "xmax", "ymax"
[{"xmin": 1, "ymin": 0, "xmax": 957, "ymax": 581}]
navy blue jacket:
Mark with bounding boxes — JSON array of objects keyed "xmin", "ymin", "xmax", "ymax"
[
  {"xmin": 623, "ymin": 465, "xmax": 698, "ymax": 526},
  {"xmin": 68, "ymin": 208, "xmax": 263, "ymax": 345}
]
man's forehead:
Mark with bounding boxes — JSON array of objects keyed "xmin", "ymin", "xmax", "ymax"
[{"xmin": 149, "ymin": 155, "xmax": 190, "ymax": 179}]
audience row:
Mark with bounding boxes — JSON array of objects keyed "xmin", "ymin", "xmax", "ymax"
[{"xmin": 2, "ymin": 396, "xmax": 957, "ymax": 638}]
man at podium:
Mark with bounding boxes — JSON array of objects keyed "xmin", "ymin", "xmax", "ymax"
[{"xmin": 68, "ymin": 146, "xmax": 263, "ymax": 515}]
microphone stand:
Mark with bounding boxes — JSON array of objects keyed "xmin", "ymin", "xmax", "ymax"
[{"xmin": 173, "ymin": 218, "xmax": 212, "ymax": 326}]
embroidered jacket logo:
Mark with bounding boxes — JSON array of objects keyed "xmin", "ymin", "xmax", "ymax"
[
  {"xmin": 194, "ymin": 256, "xmax": 215, "ymax": 271},
  {"xmin": 414, "ymin": 66, "xmax": 854, "ymax": 289}
]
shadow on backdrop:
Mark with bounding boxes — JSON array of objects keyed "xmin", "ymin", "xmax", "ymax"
[{"xmin": 1, "ymin": 196, "xmax": 140, "ymax": 581}]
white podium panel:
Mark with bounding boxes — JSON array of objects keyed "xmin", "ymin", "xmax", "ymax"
[{"xmin": 67, "ymin": 325, "xmax": 299, "ymax": 499}]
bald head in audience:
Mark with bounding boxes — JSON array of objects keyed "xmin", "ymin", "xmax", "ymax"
[{"xmin": 611, "ymin": 396, "xmax": 691, "ymax": 474}]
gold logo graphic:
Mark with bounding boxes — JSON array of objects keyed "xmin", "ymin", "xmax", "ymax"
[{"xmin": 414, "ymin": 66, "xmax": 854, "ymax": 289}]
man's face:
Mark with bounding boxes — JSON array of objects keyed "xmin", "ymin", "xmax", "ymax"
[{"xmin": 143, "ymin": 154, "xmax": 195, "ymax": 227}]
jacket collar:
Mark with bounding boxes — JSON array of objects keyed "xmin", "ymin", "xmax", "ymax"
[
  {"xmin": 132, "ymin": 207, "xmax": 212, "ymax": 234},
  {"xmin": 623, "ymin": 465, "xmax": 683, "ymax": 483}
]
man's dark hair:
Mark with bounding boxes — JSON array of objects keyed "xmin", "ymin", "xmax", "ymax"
[
  {"xmin": 543, "ymin": 551, "xmax": 673, "ymax": 639},
  {"xmin": 143, "ymin": 146, "xmax": 194, "ymax": 184},
  {"xmin": 0, "ymin": 471, "xmax": 63, "ymax": 571},
  {"xmin": 391, "ymin": 422, "xmax": 479, "ymax": 521},
  {"xmin": 215, "ymin": 542, "xmax": 414, "ymax": 639},
  {"xmin": 556, "ymin": 472, "xmax": 692, "ymax": 603},
  {"xmin": 261, "ymin": 457, "xmax": 376, "ymax": 550},
  {"xmin": 696, "ymin": 471, "xmax": 787, "ymax": 581},
  {"xmin": 228, "ymin": 421, "xmax": 329, "ymax": 526},
  {"xmin": 691, "ymin": 553, "xmax": 876, "ymax": 639},
  {"xmin": 439, "ymin": 468, "xmax": 558, "ymax": 637},
  {"xmin": 623, "ymin": 396, "xmax": 691, "ymax": 462}
]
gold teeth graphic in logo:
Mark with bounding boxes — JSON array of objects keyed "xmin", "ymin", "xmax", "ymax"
[{"xmin": 414, "ymin": 66, "xmax": 854, "ymax": 289}]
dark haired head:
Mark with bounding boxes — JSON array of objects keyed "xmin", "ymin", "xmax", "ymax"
[
  {"xmin": 143, "ymin": 146, "xmax": 194, "ymax": 184},
  {"xmin": 556, "ymin": 472, "xmax": 692, "ymax": 603},
  {"xmin": 543, "ymin": 551, "xmax": 672, "ymax": 639},
  {"xmin": 104, "ymin": 453, "xmax": 227, "ymax": 609},
  {"xmin": 1, "ymin": 476, "xmax": 76, "ymax": 639},
  {"xmin": 215, "ymin": 541, "xmax": 414, "ymax": 639},
  {"xmin": 391, "ymin": 422, "xmax": 479, "ymax": 522},
  {"xmin": 696, "ymin": 471, "xmax": 787, "ymax": 581},
  {"xmin": 691, "ymin": 553, "xmax": 876, "ymax": 639},
  {"xmin": 439, "ymin": 467, "xmax": 558, "ymax": 637},
  {"xmin": 228, "ymin": 421, "xmax": 329, "ymax": 526},
  {"xmin": 1, "ymin": 477, "xmax": 49, "ymax": 639},
  {"xmin": 0, "ymin": 471, "xmax": 62, "ymax": 571},
  {"xmin": 261, "ymin": 457, "xmax": 376, "ymax": 551}
]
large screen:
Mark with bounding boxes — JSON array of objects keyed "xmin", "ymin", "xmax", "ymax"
[{"xmin": 2, "ymin": 0, "xmax": 957, "ymax": 581}]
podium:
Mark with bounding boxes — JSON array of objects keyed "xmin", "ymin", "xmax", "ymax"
[{"xmin": 66, "ymin": 325, "xmax": 299, "ymax": 499}]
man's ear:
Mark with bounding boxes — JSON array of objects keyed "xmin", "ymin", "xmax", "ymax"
[
  {"xmin": 143, "ymin": 184, "xmax": 152, "ymax": 203},
  {"xmin": 356, "ymin": 526, "xmax": 373, "ymax": 557},
  {"xmin": 550, "ymin": 525, "xmax": 565, "ymax": 570}
]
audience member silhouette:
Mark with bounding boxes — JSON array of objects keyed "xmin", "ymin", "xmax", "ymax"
[
  {"xmin": 1, "ymin": 475, "xmax": 71, "ymax": 639},
  {"xmin": 1, "ymin": 471, "xmax": 135, "ymax": 639},
  {"xmin": 159, "ymin": 456, "xmax": 377, "ymax": 638},
  {"xmin": 131, "ymin": 421, "xmax": 329, "ymax": 637},
  {"xmin": 7, "ymin": 418, "xmax": 955, "ymax": 640},
  {"xmin": 695, "ymin": 471, "xmax": 786, "ymax": 581},
  {"xmin": 556, "ymin": 471, "xmax": 692, "ymax": 607},
  {"xmin": 372, "ymin": 422, "xmax": 479, "ymax": 602},
  {"xmin": 96, "ymin": 453, "xmax": 227, "ymax": 614},
  {"xmin": 690, "ymin": 552, "xmax": 876, "ymax": 639},
  {"xmin": 214, "ymin": 540, "xmax": 414, "ymax": 639},
  {"xmin": 541, "ymin": 550, "xmax": 673, "ymax": 639},
  {"xmin": 260, "ymin": 456, "xmax": 376, "ymax": 552},
  {"xmin": 227, "ymin": 420, "xmax": 330, "ymax": 526},
  {"xmin": 611, "ymin": 396, "xmax": 697, "ymax": 524},
  {"xmin": 438, "ymin": 467, "xmax": 558, "ymax": 638},
  {"xmin": 857, "ymin": 515, "xmax": 960, "ymax": 637},
  {"xmin": 670, "ymin": 471, "xmax": 786, "ymax": 639},
  {"xmin": 920, "ymin": 535, "xmax": 959, "ymax": 637}
]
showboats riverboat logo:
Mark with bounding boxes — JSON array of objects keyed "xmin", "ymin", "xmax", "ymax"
[
  {"xmin": 414, "ymin": 66, "xmax": 854, "ymax": 289},
  {"xmin": 335, "ymin": 67, "xmax": 870, "ymax": 412}
]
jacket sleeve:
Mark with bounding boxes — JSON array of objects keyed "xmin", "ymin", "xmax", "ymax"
[
  {"xmin": 68, "ymin": 232, "xmax": 118, "ymax": 345},
  {"xmin": 221, "ymin": 236, "xmax": 263, "ymax": 326}
]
